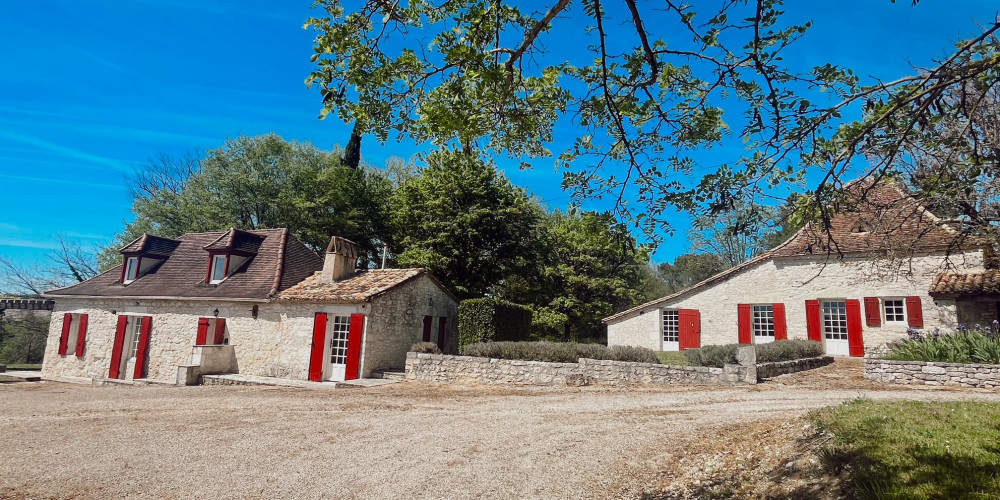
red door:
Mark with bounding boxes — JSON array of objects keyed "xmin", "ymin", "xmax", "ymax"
[
  {"xmin": 344, "ymin": 314, "xmax": 365, "ymax": 381},
  {"xmin": 678, "ymin": 309, "xmax": 701, "ymax": 350}
]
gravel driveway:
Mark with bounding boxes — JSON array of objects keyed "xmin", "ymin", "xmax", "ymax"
[{"xmin": 2, "ymin": 360, "xmax": 998, "ymax": 499}]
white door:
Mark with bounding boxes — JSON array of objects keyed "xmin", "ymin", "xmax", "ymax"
[
  {"xmin": 821, "ymin": 300, "xmax": 850, "ymax": 356},
  {"xmin": 327, "ymin": 315, "xmax": 350, "ymax": 381},
  {"xmin": 752, "ymin": 305, "xmax": 775, "ymax": 344},
  {"xmin": 661, "ymin": 310, "xmax": 679, "ymax": 351}
]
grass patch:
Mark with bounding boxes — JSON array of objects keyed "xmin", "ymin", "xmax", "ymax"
[
  {"xmin": 657, "ymin": 351, "xmax": 689, "ymax": 365},
  {"xmin": 0, "ymin": 375, "xmax": 22, "ymax": 382},
  {"xmin": 812, "ymin": 399, "xmax": 1000, "ymax": 499},
  {"xmin": 5, "ymin": 364, "xmax": 41, "ymax": 371}
]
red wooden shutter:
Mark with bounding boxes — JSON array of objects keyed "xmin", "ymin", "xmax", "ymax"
[
  {"xmin": 75, "ymin": 314, "xmax": 88, "ymax": 358},
  {"xmin": 196, "ymin": 318, "xmax": 210, "ymax": 345},
  {"xmin": 678, "ymin": 309, "xmax": 701, "ymax": 350},
  {"xmin": 437, "ymin": 317, "xmax": 448, "ymax": 350},
  {"xmin": 737, "ymin": 304, "xmax": 751, "ymax": 344},
  {"xmin": 345, "ymin": 313, "xmax": 365, "ymax": 381},
  {"xmin": 422, "ymin": 315, "xmax": 432, "ymax": 342},
  {"xmin": 58, "ymin": 313, "xmax": 73, "ymax": 356},
  {"xmin": 805, "ymin": 300, "xmax": 822, "ymax": 342},
  {"xmin": 846, "ymin": 299, "xmax": 865, "ymax": 357},
  {"xmin": 308, "ymin": 313, "xmax": 328, "ymax": 382},
  {"xmin": 133, "ymin": 316, "xmax": 153, "ymax": 379},
  {"xmin": 213, "ymin": 318, "xmax": 226, "ymax": 345},
  {"xmin": 772, "ymin": 303, "xmax": 787, "ymax": 341},
  {"xmin": 109, "ymin": 315, "xmax": 129, "ymax": 379},
  {"xmin": 906, "ymin": 296, "xmax": 924, "ymax": 328},
  {"xmin": 863, "ymin": 297, "xmax": 881, "ymax": 327}
]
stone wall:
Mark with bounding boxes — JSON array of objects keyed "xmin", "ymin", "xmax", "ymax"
[
  {"xmin": 864, "ymin": 358, "xmax": 1000, "ymax": 388},
  {"xmin": 756, "ymin": 356, "xmax": 834, "ymax": 379},
  {"xmin": 405, "ymin": 352, "xmax": 757, "ymax": 387},
  {"xmin": 608, "ymin": 252, "xmax": 982, "ymax": 354}
]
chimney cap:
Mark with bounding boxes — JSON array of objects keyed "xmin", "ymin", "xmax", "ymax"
[{"xmin": 326, "ymin": 236, "xmax": 359, "ymax": 258}]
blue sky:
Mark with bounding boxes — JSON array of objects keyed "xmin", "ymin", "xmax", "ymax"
[{"xmin": 0, "ymin": 0, "xmax": 997, "ymax": 271}]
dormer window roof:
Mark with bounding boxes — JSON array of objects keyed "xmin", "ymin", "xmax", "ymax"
[
  {"xmin": 118, "ymin": 234, "xmax": 181, "ymax": 284},
  {"xmin": 202, "ymin": 228, "xmax": 264, "ymax": 285}
]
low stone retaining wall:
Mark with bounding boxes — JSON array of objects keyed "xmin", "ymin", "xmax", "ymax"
[
  {"xmin": 405, "ymin": 351, "xmax": 757, "ymax": 387},
  {"xmin": 756, "ymin": 356, "xmax": 834, "ymax": 380},
  {"xmin": 865, "ymin": 359, "xmax": 1000, "ymax": 388}
]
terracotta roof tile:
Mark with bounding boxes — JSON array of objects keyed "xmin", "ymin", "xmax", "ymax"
[
  {"xmin": 931, "ymin": 270, "xmax": 1000, "ymax": 295},
  {"xmin": 119, "ymin": 234, "xmax": 181, "ymax": 256},
  {"xmin": 46, "ymin": 229, "xmax": 322, "ymax": 300},
  {"xmin": 203, "ymin": 228, "xmax": 266, "ymax": 253},
  {"xmin": 277, "ymin": 268, "xmax": 427, "ymax": 303}
]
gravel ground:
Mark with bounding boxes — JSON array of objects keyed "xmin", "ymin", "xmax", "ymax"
[{"xmin": 1, "ymin": 360, "xmax": 998, "ymax": 500}]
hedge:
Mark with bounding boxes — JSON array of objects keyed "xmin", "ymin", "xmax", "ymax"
[
  {"xmin": 458, "ymin": 298, "xmax": 533, "ymax": 351},
  {"xmin": 684, "ymin": 339, "xmax": 824, "ymax": 368},
  {"xmin": 461, "ymin": 341, "xmax": 660, "ymax": 364}
]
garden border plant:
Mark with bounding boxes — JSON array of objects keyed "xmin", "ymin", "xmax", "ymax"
[
  {"xmin": 461, "ymin": 341, "xmax": 660, "ymax": 364},
  {"xmin": 882, "ymin": 322, "xmax": 1000, "ymax": 364}
]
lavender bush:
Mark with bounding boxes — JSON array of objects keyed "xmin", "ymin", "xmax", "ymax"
[{"xmin": 885, "ymin": 325, "xmax": 1000, "ymax": 364}]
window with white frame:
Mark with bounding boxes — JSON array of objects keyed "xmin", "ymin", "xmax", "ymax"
[
  {"xmin": 752, "ymin": 305, "xmax": 775, "ymax": 339},
  {"xmin": 129, "ymin": 318, "xmax": 143, "ymax": 359},
  {"xmin": 329, "ymin": 315, "xmax": 351, "ymax": 365},
  {"xmin": 210, "ymin": 255, "xmax": 227, "ymax": 284},
  {"xmin": 123, "ymin": 256, "xmax": 139, "ymax": 283},
  {"xmin": 662, "ymin": 310, "xmax": 679, "ymax": 342},
  {"xmin": 822, "ymin": 301, "xmax": 848, "ymax": 340},
  {"xmin": 883, "ymin": 298, "xmax": 905, "ymax": 323}
]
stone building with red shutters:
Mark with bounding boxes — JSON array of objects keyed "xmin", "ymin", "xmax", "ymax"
[
  {"xmin": 605, "ymin": 181, "xmax": 996, "ymax": 357},
  {"xmin": 41, "ymin": 230, "xmax": 456, "ymax": 385}
]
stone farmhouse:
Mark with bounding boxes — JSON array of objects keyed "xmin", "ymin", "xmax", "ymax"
[
  {"xmin": 41, "ymin": 228, "xmax": 456, "ymax": 385},
  {"xmin": 606, "ymin": 181, "xmax": 997, "ymax": 357}
]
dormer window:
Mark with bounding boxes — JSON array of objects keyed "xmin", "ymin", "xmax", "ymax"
[
  {"xmin": 123, "ymin": 256, "xmax": 139, "ymax": 283},
  {"xmin": 210, "ymin": 254, "xmax": 228, "ymax": 284}
]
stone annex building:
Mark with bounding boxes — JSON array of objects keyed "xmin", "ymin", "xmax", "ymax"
[
  {"xmin": 606, "ymin": 181, "xmax": 1000, "ymax": 357},
  {"xmin": 41, "ymin": 229, "xmax": 457, "ymax": 385}
]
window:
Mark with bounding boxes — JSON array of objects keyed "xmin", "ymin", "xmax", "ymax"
[
  {"xmin": 662, "ymin": 310, "xmax": 679, "ymax": 342},
  {"xmin": 210, "ymin": 254, "xmax": 227, "ymax": 283},
  {"xmin": 123, "ymin": 256, "xmax": 139, "ymax": 283},
  {"xmin": 883, "ymin": 299, "xmax": 905, "ymax": 323},
  {"xmin": 822, "ymin": 301, "xmax": 848, "ymax": 340},
  {"xmin": 752, "ymin": 305, "xmax": 775, "ymax": 339},
  {"xmin": 129, "ymin": 318, "xmax": 143, "ymax": 359},
  {"xmin": 329, "ymin": 315, "xmax": 351, "ymax": 365}
]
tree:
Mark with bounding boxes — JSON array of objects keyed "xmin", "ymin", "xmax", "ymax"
[
  {"xmin": 688, "ymin": 202, "xmax": 777, "ymax": 268},
  {"xmin": 0, "ymin": 236, "xmax": 98, "ymax": 296},
  {"xmin": 391, "ymin": 149, "xmax": 538, "ymax": 300},
  {"xmin": 656, "ymin": 253, "xmax": 727, "ymax": 295},
  {"xmin": 306, "ymin": 0, "xmax": 1000, "ymax": 246},
  {"xmin": 0, "ymin": 311, "xmax": 49, "ymax": 364},
  {"xmin": 521, "ymin": 210, "xmax": 648, "ymax": 341},
  {"xmin": 98, "ymin": 134, "xmax": 395, "ymax": 270}
]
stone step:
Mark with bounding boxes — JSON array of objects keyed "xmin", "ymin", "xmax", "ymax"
[
  {"xmin": 1, "ymin": 370, "xmax": 41, "ymax": 382},
  {"xmin": 372, "ymin": 370, "xmax": 406, "ymax": 381}
]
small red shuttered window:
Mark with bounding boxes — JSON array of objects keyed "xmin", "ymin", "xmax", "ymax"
[
  {"xmin": 906, "ymin": 296, "xmax": 924, "ymax": 328},
  {"xmin": 57, "ymin": 313, "xmax": 89, "ymax": 357}
]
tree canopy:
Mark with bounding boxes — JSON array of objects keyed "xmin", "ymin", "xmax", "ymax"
[{"xmin": 306, "ymin": 0, "xmax": 1000, "ymax": 247}]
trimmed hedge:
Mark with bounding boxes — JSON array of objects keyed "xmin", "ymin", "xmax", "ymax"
[
  {"xmin": 458, "ymin": 298, "xmax": 532, "ymax": 350},
  {"xmin": 462, "ymin": 341, "xmax": 660, "ymax": 364},
  {"xmin": 410, "ymin": 342, "xmax": 442, "ymax": 354},
  {"xmin": 684, "ymin": 339, "xmax": 825, "ymax": 368}
]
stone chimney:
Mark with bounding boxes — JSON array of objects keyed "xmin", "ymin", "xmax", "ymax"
[{"xmin": 321, "ymin": 236, "xmax": 359, "ymax": 282}]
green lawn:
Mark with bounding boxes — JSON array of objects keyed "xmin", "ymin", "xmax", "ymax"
[
  {"xmin": 656, "ymin": 351, "xmax": 689, "ymax": 365},
  {"xmin": 4, "ymin": 364, "xmax": 41, "ymax": 371},
  {"xmin": 812, "ymin": 399, "xmax": 1000, "ymax": 499}
]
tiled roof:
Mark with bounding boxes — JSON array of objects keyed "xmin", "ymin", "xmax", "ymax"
[
  {"xmin": 771, "ymin": 181, "xmax": 986, "ymax": 257},
  {"xmin": 46, "ymin": 228, "xmax": 323, "ymax": 300},
  {"xmin": 277, "ymin": 268, "xmax": 431, "ymax": 303},
  {"xmin": 203, "ymin": 228, "xmax": 266, "ymax": 253},
  {"xmin": 119, "ymin": 234, "xmax": 181, "ymax": 256},
  {"xmin": 930, "ymin": 270, "xmax": 1000, "ymax": 295},
  {"xmin": 604, "ymin": 180, "xmax": 991, "ymax": 323}
]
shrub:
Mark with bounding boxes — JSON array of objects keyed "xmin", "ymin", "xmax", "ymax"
[
  {"xmin": 684, "ymin": 339, "xmax": 825, "ymax": 368},
  {"xmin": 529, "ymin": 309, "xmax": 567, "ymax": 341},
  {"xmin": 684, "ymin": 343, "xmax": 738, "ymax": 368},
  {"xmin": 461, "ymin": 341, "xmax": 660, "ymax": 364},
  {"xmin": 410, "ymin": 342, "xmax": 442, "ymax": 354},
  {"xmin": 884, "ymin": 326, "xmax": 1000, "ymax": 364},
  {"xmin": 458, "ymin": 298, "xmax": 533, "ymax": 351},
  {"xmin": 756, "ymin": 339, "xmax": 824, "ymax": 363}
]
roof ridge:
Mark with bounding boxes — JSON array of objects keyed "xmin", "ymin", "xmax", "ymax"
[{"xmin": 268, "ymin": 228, "xmax": 289, "ymax": 298}]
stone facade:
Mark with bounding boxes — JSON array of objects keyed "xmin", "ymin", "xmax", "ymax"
[
  {"xmin": 404, "ymin": 350, "xmax": 760, "ymax": 387},
  {"xmin": 864, "ymin": 358, "xmax": 1000, "ymax": 388},
  {"xmin": 607, "ymin": 252, "xmax": 983, "ymax": 354},
  {"xmin": 41, "ymin": 274, "xmax": 457, "ymax": 384}
]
